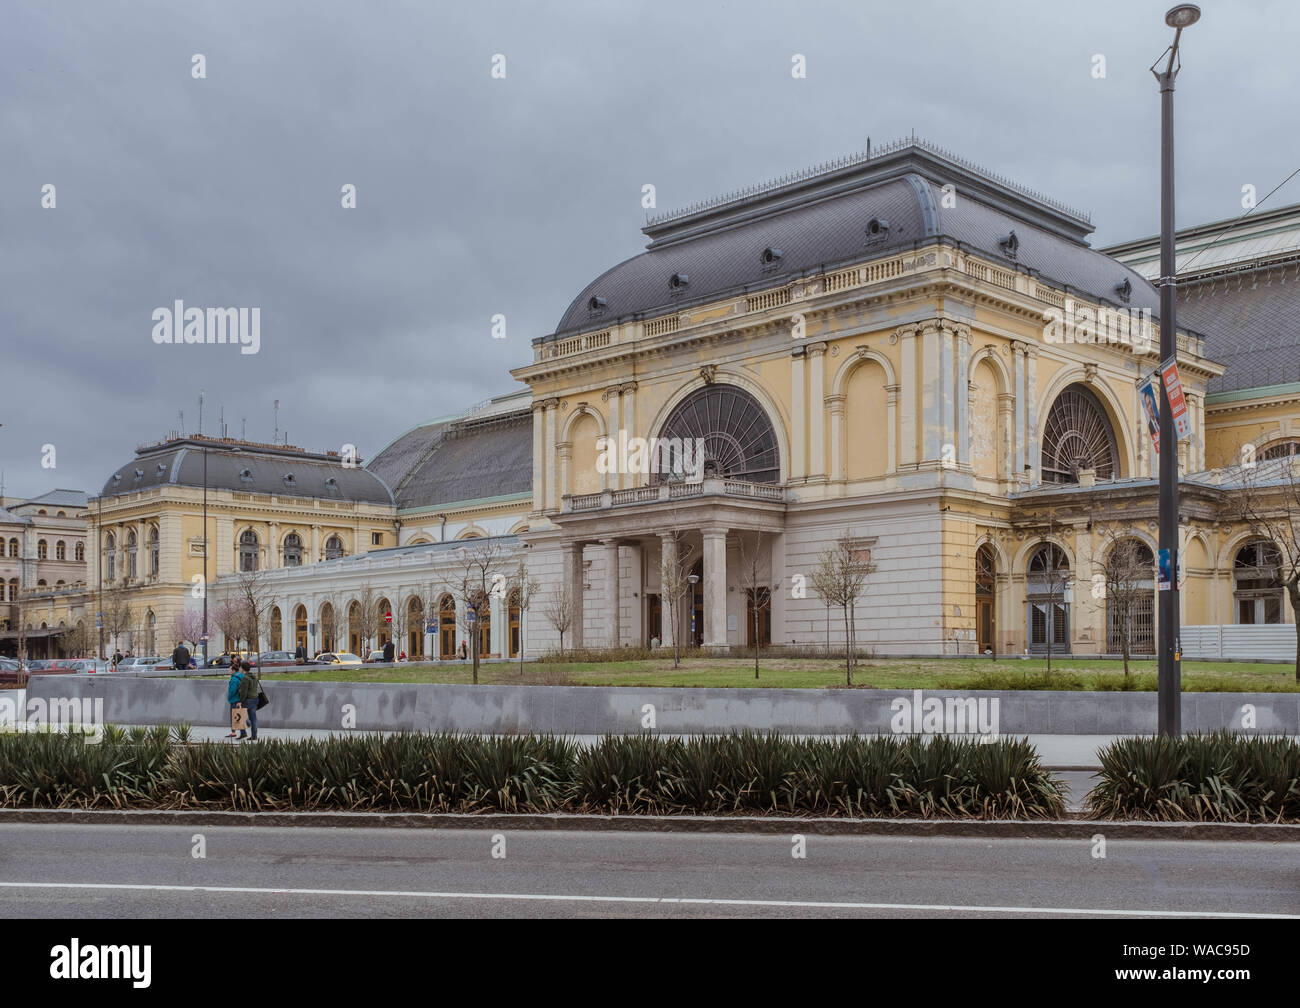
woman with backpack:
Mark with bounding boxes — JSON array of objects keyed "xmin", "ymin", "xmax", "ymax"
[{"xmin": 236, "ymin": 659, "xmax": 262, "ymax": 741}]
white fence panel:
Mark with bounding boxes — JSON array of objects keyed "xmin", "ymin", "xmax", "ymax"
[{"xmin": 1181, "ymin": 625, "xmax": 1296, "ymax": 662}]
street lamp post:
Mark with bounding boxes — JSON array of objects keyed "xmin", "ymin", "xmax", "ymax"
[{"xmin": 1152, "ymin": 4, "xmax": 1199, "ymax": 737}]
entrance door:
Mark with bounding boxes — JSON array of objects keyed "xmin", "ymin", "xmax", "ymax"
[
  {"xmin": 976, "ymin": 544, "xmax": 996, "ymax": 654},
  {"xmin": 690, "ymin": 561, "xmax": 704, "ymax": 647},
  {"xmin": 646, "ymin": 594, "xmax": 661, "ymax": 645},
  {"xmin": 439, "ymin": 596, "xmax": 456, "ymax": 658}
]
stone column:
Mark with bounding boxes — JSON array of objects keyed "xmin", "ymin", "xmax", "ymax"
[
  {"xmin": 659, "ymin": 533, "xmax": 679, "ymax": 650},
  {"xmin": 1025, "ymin": 347, "xmax": 1039, "ymax": 484},
  {"xmin": 626, "ymin": 541, "xmax": 644, "ymax": 645},
  {"xmin": 282, "ymin": 605, "xmax": 294, "ymax": 655},
  {"xmin": 790, "ymin": 346, "xmax": 807, "ymax": 480},
  {"xmin": 543, "ymin": 400, "xmax": 559, "ymax": 512},
  {"xmin": 531, "ymin": 402, "xmax": 546, "ymax": 513},
  {"xmin": 702, "ymin": 527, "xmax": 729, "ymax": 648},
  {"xmin": 921, "ymin": 320, "xmax": 941, "ymax": 462},
  {"xmin": 558, "ymin": 444, "xmax": 572, "ymax": 504},
  {"xmin": 997, "ymin": 393, "xmax": 1015, "ymax": 485},
  {"xmin": 769, "ymin": 531, "xmax": 786, "ymax": 644},
  {"xmin": 602, "ymin": 539, "xmax": 621, "ymax": 647},
  {"xmin": 808, "ymin": 341, "xmax": 827, "ymax": 479},
  {"xmin": 884, "ymin": 384, "xmax": 899, "ymax": 473},
  {"xmin": 898, "ymin": 325, "xmax": 919, "ymax": 467},
  {"xmin": 938, "ymin": 322, "xmax": 955, "ymax": 464},
  {"xmin": 826, "ymin": 393, "xmax": 846, "ymax": 482},
  {"xmin": 604, "ymin": 387, "xmax": 622, "ymax": 491},
  {"xmin": 267, "ymin": 521, "xmax": 279, "ymax": 569},
  {"xmin": 621, "ymin": 382, "xmax": 638, "ymax": 486},
  {"xmin": 564, "ymin": 541, "xmax": 585, "ymax": 649},
  {"xmin": 955, "ymin": 324, "xmax": 971, "ymax": 465},
  {"xmin": 311, "ymin": 524, "xmax": 321, "ymax": 564},
  {"xmin": 1012, "ymin": 342, "xmax": 1027, "ymax": 483}
]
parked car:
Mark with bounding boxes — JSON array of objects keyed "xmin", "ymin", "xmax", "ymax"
[
  {"xmin": 314, "ymin": 652, "xmax": 363, "ymax": 666},
  {"xmin": 0, "ymin": 657, "xmax": 26, "ymax": 685},
  {"xmin": 365, "ymin": 650, "xmax": 388, "ymax": 664},
  {"xmin": 69, "ymin": 659, "xmax": 112, "ymax": 674},
  {"xmin": 257, "ymin": 651, "xmax": 298, "ymax": 668},
  {"xmin": 115, "ymin": 656, "xmax": 167, "ymax": 672},
  {"xmin": 205, "ymin": 651, "xmax": 250, "ymax": 668}
]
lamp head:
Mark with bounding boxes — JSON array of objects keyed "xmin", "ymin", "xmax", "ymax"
[{"xmin": 1165, "ymin": 4, "xmax": 1200, "ymax": 28}]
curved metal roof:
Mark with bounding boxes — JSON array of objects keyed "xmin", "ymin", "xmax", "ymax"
[
  {"xmin": 100, "ymin": 439, "xmax": 395, "ymax": 505},
  {"xmin": 549, "ymin": 142, "xmax": 1158, "ymax": 339}
]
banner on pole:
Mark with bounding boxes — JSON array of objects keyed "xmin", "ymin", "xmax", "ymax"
[
  {"xmin": 1161, "ymin": 358, "xmax": 1193, "ymax": 441},
  {"xmin": 1140, "ymin": 378, "xmax": 1161, "ymax": 455}
]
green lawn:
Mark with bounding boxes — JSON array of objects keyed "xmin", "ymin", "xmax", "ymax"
[{"xmin": 262, "ymin": 656, "xmax": 1300, "ymax": 691}]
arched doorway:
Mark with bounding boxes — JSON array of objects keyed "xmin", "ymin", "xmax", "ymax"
[
  {"xmin": 320, "ymin": 602, "xmax": 336, "ymax": 654},
  {"xmin": 1026, "ymin": 544, "xmax": 1070, "ymax": 654},
  {"xmin": 348, "ymin": 600, "xmax": 362, "ymax": 655},
  {"xmin": 377, "ymin": 598, "xmax": 392, "ymax": 649},
  {"xmin": 1041, "ymin": 384, "xmax": 1119, "ymax": 484},
  {"xmin": 294, "ymin": 604, "xmax": 308, "ymax": 654},
  {"xmin": 269, "ymin": 606, "xmax": 283, "ymax": 650},
  {"xmin": 1104, "ymin": 539, "xmax": 1155, "ymax": 655},
  {"xmin": 473, "ymin": 593, "xmax": 492, "ymax": 657},
  {"xmin": 689, "ymin": 559, "xmax": 704, "ymax": 647},
  {"xmin": 439, "ymin": 594, "xmax": 456, "ymax": 658},
  {"xmin": 407, "ymin": 596, "xmax": 424, "ymax": 658},
  {"xmin": 975, "ymin": 544, "xmax": 996, "ymax": 654},
  {"xmin": 508, "ymin": 589, "xmax": 522, "ymax": 659},
  {"xmin": 1234, "ymin": 540, "xmax": 1283, "ymax": 624}
]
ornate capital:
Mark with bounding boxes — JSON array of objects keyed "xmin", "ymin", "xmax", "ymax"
[
  {"xmin": 619, "ymin": 381, "xmax": 639, "ymax": 395},
  {"xmin": 700, "ymin": 365, "xmax": 718, "ymax": 385},
  {"xmin": 895, "ymin": 323, "xmax": 920, "ymax": 341},
  {"xmin": 824, "ymin": 393, "xmax": 846, "ymax": 414}
]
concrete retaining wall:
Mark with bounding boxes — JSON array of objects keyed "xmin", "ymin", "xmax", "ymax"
[{"xmin": 21, "ymin": 677, "xmax": 1300, "ymax": 735}]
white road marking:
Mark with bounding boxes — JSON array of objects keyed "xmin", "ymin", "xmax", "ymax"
[{"xmin": 0, "ymin": 881, "xmax": 1292, "ymax": 917}]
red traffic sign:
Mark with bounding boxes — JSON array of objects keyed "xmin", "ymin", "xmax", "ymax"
[{"xmin": 384, "ymin": 612, "xmax": 392, "ymax": 624}]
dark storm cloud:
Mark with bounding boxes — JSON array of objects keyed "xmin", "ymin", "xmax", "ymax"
[{"xmin": 1, "ymin": 0, "xmax": 1294, "ymax": 498}]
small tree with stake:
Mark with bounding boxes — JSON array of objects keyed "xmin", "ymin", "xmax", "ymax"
[
  {"xmin": 736, "ymin": 531, "xmax": 772, "ymax": 680},
  {"xmin": 507, "ymin": 558, "xmax": 541, "ymax": 675},
  {"xmin": 809, "ymin": 531, "xmax": 874, "ymax": 686}
]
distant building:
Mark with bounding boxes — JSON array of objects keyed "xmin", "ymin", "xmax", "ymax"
[{"xmin": 0, "ymin": 490, "xmax": 89, "ymax": 658}]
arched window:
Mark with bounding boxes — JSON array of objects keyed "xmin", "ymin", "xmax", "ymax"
[
  {"xmin": 148, "ymin": 527, "xmax": 159, "ymax": 575},
  {"xmin": 1234, "ymin": 540, "xmax": 1283, "ymax": 624},
  {"xmin": 145, "ymin": 610, "xmax": 156, "ymax": 654},
  {"xmin": 325, "ymin": 535, "xmax": 344, "ymax": 560},
  {"xmin": 1026, "ymin": 543, "xmax": 1071, "ymax": 653},
  {"xmin": 1259, "ymin": 440, "xmax": 1300, "ymax": 461},
  {"xmin": 269, "ymin": 606, "xmax": 283, "ymax": 650},
  {"xmin": 7, "ymin": 538, "xmax": 17, "ymax": 558},
  {"xmin": 126, "ymin": 530, "xmax": 137, "ymax": 578},
  {"xmin": 6, "ymin": 579, "xmax": 17, "ymax": 602},
  {"xmin": 1104, "ymin": 539, "xmax": 1155, "ymax": 655},
  {"xmin": 407, "ymin": 595, "xmax": 424, "ymax": 658},
  {"xmin": 652, "ymin": 384, "xmax": 781, "ymax": 484},
  {"xmin": 320, "ymin": 602, "xmax": 336, "ymax": 654},
  {"xmin": 507, "ymin": 589, "xmax": 522, "ymax": 659},
  {"xmin": 55, "ymin": 540, "xmax": 66, "ymax": 561},
  {"xmin": 74, "ymin": 542, "xmax": 84, "ymax": 562},
  {"xmin": 348, "ymin": 600, "xmax": 362, "ymax": 654},
  {"xmin": 37, "ymin": 579, "xmax": 47, "ymax": 587},
  {"xmin": 1041, "ymin": 384, "xmax": 1118, "ymax": 484},
  {"xmin": 283, "ymin": 533, "xmax": 303, "ymax": 566},
  {"xmin": 377, "ymin": 598, "xmax": 392, "ymax": 648},
  {"xmin": 37, "ymin": 539, "xmax": 48, "ymax": 560},
  {"xmin": 239, "ymin": 529, "xmax": 259, "ymax": 572},
  {"xmin": 294, "ymin": 604, "xmax": 308, "ymax": 653},
  {"xmin": 106, "ymin": 533, "xmax": 116, "ymax": 580}
]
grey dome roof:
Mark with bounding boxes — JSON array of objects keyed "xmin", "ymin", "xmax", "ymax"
[
  {"xmin": 101, "ymin": 438, "xmax": 395, "ymax": 505},
  {"xmin": 548, "ymin": 140, "xmax": 1158, "ymax": 340}
]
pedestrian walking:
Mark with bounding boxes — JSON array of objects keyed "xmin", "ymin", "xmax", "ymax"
[
  {"xmin": 171, "ymin": 641, "xmax": 191, "ymax": 671},
  {"xmin": 237, "ymin": 659, "xmax": 262, "ymax": 741},
  {"xmin": 383, "ymin": 639, "xmax": 395, "ymax": 663},
  {"xmin": 226, "ymin": 663, "xmax": 246, "ymax": 739}
]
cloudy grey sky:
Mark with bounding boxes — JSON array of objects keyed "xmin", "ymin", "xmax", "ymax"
[{"xmin": 3, "ymin": 0, "xmax": 1296, "ymax": 500}]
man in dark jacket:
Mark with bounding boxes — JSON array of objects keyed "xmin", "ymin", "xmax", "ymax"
[
  {"xmin": 383, "ymin": 640, "xmax": 395, "ymax": 663},
  {"xmin": 172, "ymin": 642, "xmax": 191, "ymax": 670},
  {"xmin": 236, "ymin": 660, "xmax": 261, "ymax": 740}
]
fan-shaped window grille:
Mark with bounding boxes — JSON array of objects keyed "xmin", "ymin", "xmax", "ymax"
[
  {"xmin": 653, "ymin": 384, "xmax": 780, "ymax": 484},
  {"xmin": 324, "ymin": 535, "xmax": 344, "ymax": 560},
  {"xmin": 1041, "ymin": 384, "xmax": 1118, "ymax": 484},
  {"xmin": 1259, "ymin": 440, "xmax": 1300, "ymax": 461}
]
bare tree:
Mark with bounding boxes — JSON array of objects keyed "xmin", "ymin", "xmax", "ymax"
[
  {"xmin": 507, "ymin": 558, "xmax": 541, "ymax": 675},
  {"xmin": 736, "ymin": 531, "xmax": 772, "ymax": 679},
  {"xmin": 542, "ymin": 580, "xmax": 577, "ymax": 659},
  {"xmin": 209, "ymin": 592, "xmax": 244, "ymax": 653},
  {"xmin": 1088, "ymin": 531, "xmax": 1154, "ymax": 680},
  {"xmin": 809, "ymin": 531, "xmax": 875, "ymax": 685},
  {"xmin": 233, "ymin": 567, "xmax": 276, "ymax": 654},
  {"xmin": 354, "ymin": 583, "xmax": 378, "ymax": 657},
  {"xmin": 318, "ymin": 593, "xmax": 342, "ymax": 655},
  {"xmin": 439, "ymin": 539, "xmax": 509, "ymax": 684},
  {"xmin": 102, "ymin": 579, "xmax": 134, "ymax": 659},
  {"xmin": 1234, "ymin": 454, "xmax": 1300, "ymax": 681},
  {"xmin": 658, "ymin": 512, "xmax": 697, "ymax": 670},
  {"xmin": 171, "ymin": 609, "xmax": 206, "ymax": 652}
]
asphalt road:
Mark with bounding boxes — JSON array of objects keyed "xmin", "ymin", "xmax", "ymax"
[{"xmin": 1, "ymin": 823, "xmax": 1295, "ymax": 919}]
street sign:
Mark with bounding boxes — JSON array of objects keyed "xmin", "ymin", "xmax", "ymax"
[
  {"xmin": 1158, "ymin": 548, "xmax": 1174, "ymax": 592},
  {"xmin": 1160, "ymin": 358, "xmax": 1192, "ymax": 441},
  {"xmin": 466, "ymin": 610, "xmax": 477, "ymax": 624},
  {"xmin": 425, "ymin": 623, "xmax": 436, "ymax": 634},
  {"xmin": 1140, "ymin": 378, "xmax": 1161, "ymax": 455},
  {"xmin": 384, "ymin": 612, "xmax": 392, "ymax": 624}
]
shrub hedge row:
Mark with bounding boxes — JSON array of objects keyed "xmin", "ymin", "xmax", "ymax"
[
  {"xmin": 0, "ymin": 730, "xmax": 1064, "ymax": 819},
  {"xmin": 1088, "ymin": 732, "xmax": 1300, "ymax": 822}
]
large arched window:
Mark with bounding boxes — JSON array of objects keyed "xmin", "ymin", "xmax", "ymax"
[
  {"xmin": 1259, "ymin": 440, "xmax": 1300, "ymax": 462},
  {"xmin": 439, "ymin": 594, "xmax": 457, "ymax": 658},
  {"xmin": 1026, "ymin": 543, "xmax": 1071, "ymax": 653},
  {"xmin": 325, "ymin": 535, "xmax": 344, "ymax": 561},
  {"xmin": 105, "ymin": 533, "xmax": 116, "ymax": 580},
  {"xmin": 37, "ymin": 539, "xmax": 48, "ymax": 560},
  {"xmin": 975, "ymin": 543, "xmax": 997, "ymax": 655},
  {"xmin": 56, "ymin": 540, "xmax": 66, "ymax": 561},
  {"xmin": 126, "ymin": 530, "xmax": 137, "ymax": 578},
  {"xmin": 1234, "ymin": 539, "xmax": 1283, "ymax": 624},
  {"xmin": 74, "ymin": 542, "xmax": 84, "ymax": 562},
  {"xmin": 283, "ymin": 532, "xmax": 303, "ymax": 566},
  {"xmin": 269, "ymin": 606, "xmax": 283, "ymax": 651},
  {"xmin": 6, "ymin": 579, "xmax": 17, "ymax": 602},
  {"xmin": 1041, "ymin": 384, "xmax": 1118, "ymax": 484},
  {"xmin": 6, "ymin": 538, "xmax": 17, "ymax": 558},
  {"xmin": 239, "ymin": 529, "xmax": 259, "ymax": 572},
  {"xmin": 653, "ymin": 384, "xmax": 780, "ymax": 484},
  {"xmin": 148, "ymin": 526, "xmax": 159, "ymax": 575}
]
